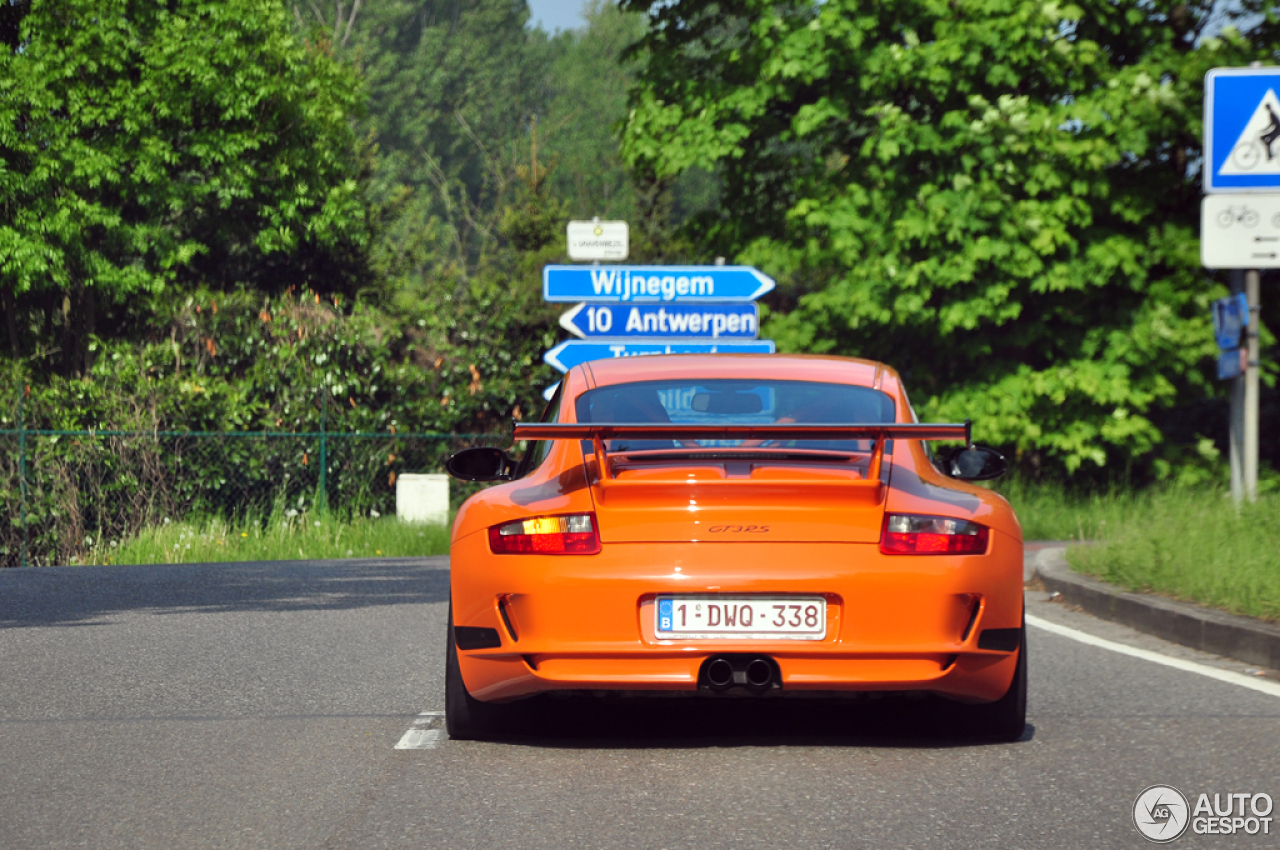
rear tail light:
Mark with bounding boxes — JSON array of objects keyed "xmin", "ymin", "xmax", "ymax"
[
  {"xmin": 880, "ymin": 514, "xmax": 989, "ymax": 555},
  {"xmin": 488, "ymin": 513, "xmax": 601, "ymax": 555}
]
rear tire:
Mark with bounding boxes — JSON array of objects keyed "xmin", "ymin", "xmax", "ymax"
[
  {"xmin": 445, "ymin": 608, "xmax": 523, "ymax": 740},
  {"xmin": 970, "ymin": 619, "xmax": 1027, "ymax": 742}
]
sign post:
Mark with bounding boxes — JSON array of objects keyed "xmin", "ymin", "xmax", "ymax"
[{"xmin": 1203, "ymin": 66, "xmax": 1278, "ymax": 502}]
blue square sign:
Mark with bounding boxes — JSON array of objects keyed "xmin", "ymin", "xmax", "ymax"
[
  {"xmin": 1212, "ymin": 292, "xmax": 1250, "ymax": 350},
  {"xmin": 1205, "ymin": 66, "xmax": 1280, "ymax": 192}
]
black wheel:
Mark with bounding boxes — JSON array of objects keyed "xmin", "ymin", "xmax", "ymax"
[
  {"xmin": 970, "ymin": 619, "xmax": 1027, "ymax": 742},
  {"xmin": 445, "ymin": 607, "xmax": 523, "ymax": 740}
]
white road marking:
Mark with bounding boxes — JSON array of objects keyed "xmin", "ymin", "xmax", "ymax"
[
  {"xmin": 1027, "ymin": 614, "xmax": 1280, "ymax": 699},
  {"xmin": 394, "ymin": 711, "xmax": 446, "ymax": 749}
]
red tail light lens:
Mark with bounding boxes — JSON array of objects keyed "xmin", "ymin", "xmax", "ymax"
[
  {"xmin": 489, "ymin": 513, "xmax": 601, "ymax": 555},
  {"xmin": 880, "ymin": 514, "xmax": 989, "ymax": 555}
]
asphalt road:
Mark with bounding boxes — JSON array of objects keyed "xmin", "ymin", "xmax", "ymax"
[{"xmin": 1, "ymin": 556, "xmax": 1278, "ymax": 849}]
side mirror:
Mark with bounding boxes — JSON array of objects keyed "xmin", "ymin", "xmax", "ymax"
[
  {"xmin": 445, "ymin": 447, "xmax": 514, "ymax": 482},
  {"xmin": 939, "ymin": 444, "xmax": 1007, "ymax": 481}
]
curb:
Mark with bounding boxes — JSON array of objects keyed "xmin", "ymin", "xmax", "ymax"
[{"xmin": 1033, "ymin": 546, "xmax": 1280, "ymax": 670}]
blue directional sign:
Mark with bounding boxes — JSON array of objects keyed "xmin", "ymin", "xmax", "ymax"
[
  {"xmin": 543, "ymin": 265, "xmax": 774, "ymax": 303},
  {"xmin": 559, "ymin": 302, "xmax": 760, "ymax": 340},
  {"xmin": 1212, "ymin": 292, "xmax": 1250, "ymax": 350},
  {"xmin": 1205, "ymin": 67, "xmax": 1280, "ymax": 192},
  {"xmin": 543, "ymin": 340, "xmax": 776, "ymax": 373}
]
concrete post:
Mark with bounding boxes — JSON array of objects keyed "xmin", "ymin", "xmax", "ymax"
[{"xmin": 1229, "ymin": 270, "xmax": 1245, "ymax": 504}]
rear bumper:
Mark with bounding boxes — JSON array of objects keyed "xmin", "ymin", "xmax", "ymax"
[{"xmin": 450, "ymin": 532, "xmax": 1023, "ymax": 704}]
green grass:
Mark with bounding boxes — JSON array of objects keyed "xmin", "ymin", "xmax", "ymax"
[
  {"xmin": 991, "ymin": 477, "xmax": 1280, "ymax": 623},
  {"xmin": 1064, "ymin": 488, "xmax": 1280, "ymax": 624},
  {"xmin": 992, "ymin": 476, "xmax": 1151, "ymax": 542},
  {"xmin": 75, "ymin": 510, "xmax": 451, "ymax": 566}
]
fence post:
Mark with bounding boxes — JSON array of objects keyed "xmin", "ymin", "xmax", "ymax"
[
  {"xmin": 18, "ymin": 384, "xmax": 29, "ymax": 568},
  {"xmin": 319, "ymin": 387, "xmax": 328, "ymax": 512}
]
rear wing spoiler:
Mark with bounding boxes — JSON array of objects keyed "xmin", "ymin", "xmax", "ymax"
[{"xmin": 512, "ymin": 420, "xmax": 971, "ymax": 484}]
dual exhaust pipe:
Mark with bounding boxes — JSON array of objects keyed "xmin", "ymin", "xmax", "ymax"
[{"xmin": 699, "ymin": 654, "xmax": 781, "ymax": 692}]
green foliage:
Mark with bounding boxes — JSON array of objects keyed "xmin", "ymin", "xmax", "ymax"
[
  {"xmin": 620, "ymin": 0, "xmax": 1280, "ymax": 479},
  {"xmin": 3, "ymin": 283, "xmax": 555, "ymax": 435},
  {"xmin": 0, "ymin": 282, "xmax": 558, "ymax": 566},
  {"xmin": 536, "ymin": 1, "xmax": 648, "ymax": 221},
  {"xmin": 313, "ymin": 0, "xmax": 552, "ymax": 275},
  {"xmin": 0, "ymin": 0, "xmax": 372, "ymax": 375}
]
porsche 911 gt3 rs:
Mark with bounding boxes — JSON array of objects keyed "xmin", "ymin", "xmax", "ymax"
[{"xmin": 444, "ymin": 354, "xmax": 1025, "ymax": 741}]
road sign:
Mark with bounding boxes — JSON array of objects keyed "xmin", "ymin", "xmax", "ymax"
[
  {"xmin": 1212, "ymin": 293, "xmax": 1250, "ymax": 349},
  {"xmin": 543, "ymin": 340, "xmax": 776, "ymax": 373},
  {"xmin": 567, "ymin": 220, "xmax": 628, "ymax": 261},
  {"xmin": 1218, "ymin": 348, "xmax": 1247, "ymax": 380},
  {"xmin": 543, "ymin": 265, "xmax": 775, "ymax": 303},
  {"xmin": 558, "ymin": 302, "xmax": 760, "ymax": 340},
  {"xmin": 1205, "ymin": 67, "xmax": 1280, "ymax": 192},
  {"xmin": 1200, "ymin": 194, "xmax": 1280, "ymax": 268}
]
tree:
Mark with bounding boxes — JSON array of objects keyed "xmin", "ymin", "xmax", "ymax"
[
  {"xmin": 620, "ymin": 0, "xmax": 1280, "ymax": 478},
  {"xmin": 535, "ymin": 0, "xmax": 648, "ymax": 221},
  {"xmin": 0, "ymin": 0, "xmax": 370, "ymax": 375}
]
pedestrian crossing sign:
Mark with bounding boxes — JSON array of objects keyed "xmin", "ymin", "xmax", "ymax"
[{"xmin": 1206, "ymin": 67, "xmax": 1280, "ymax": 192}]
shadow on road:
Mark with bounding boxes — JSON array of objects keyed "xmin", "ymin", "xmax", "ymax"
[
  {"xmin": 0, "ymin": 557, "xmax": 449, "ymax": 628},
  {"xmin": 488, "ymin": 695, "xmax": 1036, "ymax": 749}
]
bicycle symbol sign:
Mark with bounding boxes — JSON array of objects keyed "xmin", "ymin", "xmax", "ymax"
[
  {"xmin": 1205, "ymin": 67, "xmax": 1280, "ymax": 192},
  {"xmin": 1201, "ymin": 194, "xmax": 1280, "ymax": 268}
]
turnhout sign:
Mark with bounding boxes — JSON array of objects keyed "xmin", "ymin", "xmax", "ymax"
[
  {"xmin": 558, "ymin": 302, "xmax": 760, "ymax": 340},
  {"xmin": 543, "ymin": 265, "xmax": 775, "ymax": 303},
  {"xmin": 543, "ymin": 340, "xmax": 775, "ymax": 373}
]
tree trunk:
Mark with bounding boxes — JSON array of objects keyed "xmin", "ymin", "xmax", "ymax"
[
  {"xmin": 0, "ymin": 284, "xmax": 18, "ymax": 358},
  {"xmin": 59, "ymin": 285, "xmax": 97, "ymax": 377}
]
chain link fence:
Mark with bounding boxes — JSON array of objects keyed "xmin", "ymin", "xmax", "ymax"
[{"xmin": 1, "ymin": 392, "xmax": 501, "ymax": 567}]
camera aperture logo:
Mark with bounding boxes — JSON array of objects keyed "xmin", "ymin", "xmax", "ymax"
[
  {"xmin": 1134, "ymin": 785, "xmax": 1275, "ymax": 842},
  {"xmin": 1134, "ymin": 785, "xmax": 1190, "ymax": 843}
]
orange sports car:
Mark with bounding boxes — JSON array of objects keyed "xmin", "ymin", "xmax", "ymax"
[{"xmin": 444, "ymin": 354, "xmax": 1025, "ymax": 740}]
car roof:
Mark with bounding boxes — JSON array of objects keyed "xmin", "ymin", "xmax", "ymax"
[{"xmin": 581, "ymin": 353, "xmax": 893, "ymax": 389}]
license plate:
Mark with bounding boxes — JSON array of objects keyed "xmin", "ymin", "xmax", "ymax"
[{"xmin": 654, "ymin": 596, "xmax": 826, "ymax": 640}]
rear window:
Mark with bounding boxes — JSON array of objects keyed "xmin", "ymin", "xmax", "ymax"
[{"xmin": 575, "ymin": 379, "xmax": 896, "ymax": 453}]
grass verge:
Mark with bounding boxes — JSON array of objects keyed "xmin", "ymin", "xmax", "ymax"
[
  {"xmin": 76, "ymin": 511, "xmax": 451, "ymax": 566},
  {"xmin": 1061, "ymin": 488, "xmax": 1280, "ymax": 624},
  {"xmin": 992, "ymin": 476, "xmax": 1150, "ymax": 542}
]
